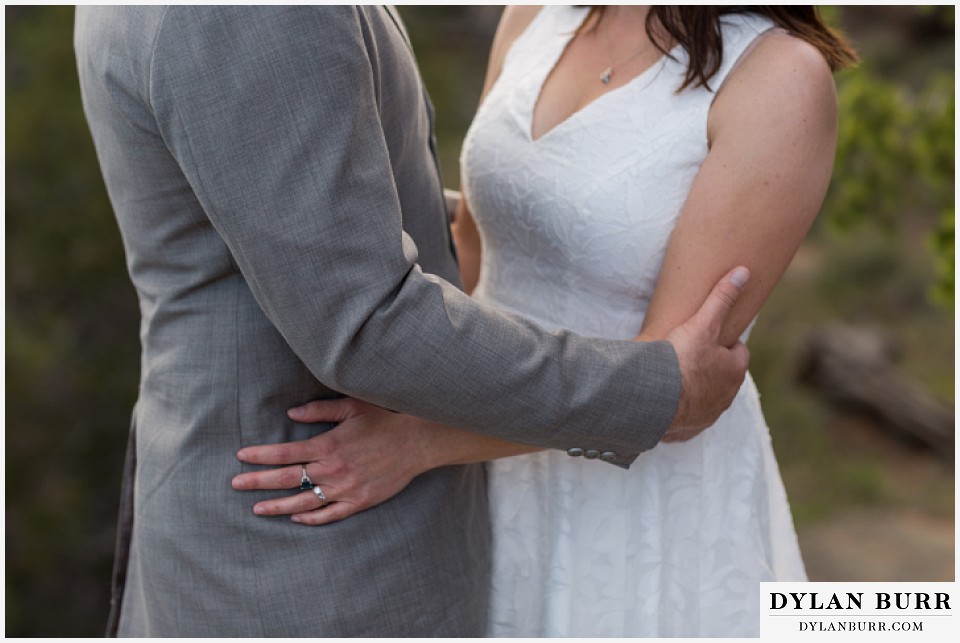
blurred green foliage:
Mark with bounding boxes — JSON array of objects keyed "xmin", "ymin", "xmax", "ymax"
[
  {"xmin": 931, "ymin": 208, "xmax": 954, "ymax": 304},
  {"xmin": 825, "ymin": 67, "xmax": 954, "ymax": 303},
  {"xmin": 5, "ymin": 5, "xmax": 954, "ymax": 637}
]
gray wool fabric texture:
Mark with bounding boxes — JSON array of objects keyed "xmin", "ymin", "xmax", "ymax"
[{"xmin": 75, "ymin": 5, "xmax": 680, "ymax": 637}]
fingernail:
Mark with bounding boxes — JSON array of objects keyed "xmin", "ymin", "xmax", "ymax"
[
  {"xmin": 231, "ymin": 477, "xmax": 243, "ymax": 489},
  {"xmin": 236, "ymin": 449, "xmax": 249, "ymax": 461},
  {"xmin": 730, "ymin": 267, "xmax": 750, "ymax": 289},
  {"xmin": 291, "ymin": 515, "xmax": 302, "ymax": 523},
  {"xmin": 253, "ymin": 505, "xmax": 266, "ymax": 515},
  {"xmin": 288, "ymin": 407, "xmax": 304, "ymax": 419}
]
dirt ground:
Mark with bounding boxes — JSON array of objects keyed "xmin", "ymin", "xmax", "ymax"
[
  {"xmin": 795, "ymin": 417, "xmax": 954, "ymax": 582},
  {"xmin": 800, "ymin": 509, "xmax": 954, "ymax": 581}
]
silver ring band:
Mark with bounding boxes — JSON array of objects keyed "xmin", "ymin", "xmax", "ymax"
[{"xmin": 312, "ymin": 484, "xmax": 327, "ymax": 505}]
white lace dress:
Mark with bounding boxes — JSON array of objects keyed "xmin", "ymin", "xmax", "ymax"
[{"xmin": 461, "ymin": 7, "xmax": 807, "ymax": 637}]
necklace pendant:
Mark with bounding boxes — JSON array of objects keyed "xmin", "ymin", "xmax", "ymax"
[{"xmin": 600, "ymin": 67, "xmax": 612, "ymax": 84}]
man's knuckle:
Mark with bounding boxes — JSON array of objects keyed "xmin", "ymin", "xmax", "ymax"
[{"xmin": 716, "ymin": 284, "xmax": 738, "ymax": 306}]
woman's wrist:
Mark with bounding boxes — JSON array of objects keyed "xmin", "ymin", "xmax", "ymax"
[
  {"xmin": 410, "ymin": 419, "xmax": 482, "ymax": 470},
  {"xmin": 408, "ymin": 416, "xmax": 542, "ymax": 469}
]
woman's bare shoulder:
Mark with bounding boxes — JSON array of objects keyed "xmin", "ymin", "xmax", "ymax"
[
  {"xmin": 482, "ymin": 6, "xmax": 543, "ymax": 93},
  {"xmin": 727, "ymin": 33, "xmax": 835, "ymax": 105},
  {"xmin": 710, "ymin": 32, "xmax": 837, "ymax": 143},
  {"xmin": 747, "ymin": 32, "xmax": 833, "ymax": 83},
  {"xmin": 495, "ymin": 5, "xmax": 543, "ymax": 48}
]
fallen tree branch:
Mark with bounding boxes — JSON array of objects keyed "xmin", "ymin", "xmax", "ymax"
[{"xmin": 796, "ymin": 324, "xmax": 954, "ymax": 460}]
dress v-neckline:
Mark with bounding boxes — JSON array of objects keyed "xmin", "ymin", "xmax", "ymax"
[{"xmin": 527, "ymin": 8, "xmax": 677, "ymax": 144}]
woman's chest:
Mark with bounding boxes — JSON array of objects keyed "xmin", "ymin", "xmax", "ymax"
[{"xmin": 464, "ymin": 84, "xmax": 710, "ymax": 248}]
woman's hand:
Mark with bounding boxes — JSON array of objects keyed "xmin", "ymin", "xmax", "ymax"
[
  {"xmin": 232, "ymin": 398, "xmax": 539, "ymax": 525},
  {"xmin": 232, "ymin": 398, "xmax": 442, "ymax": 525}
]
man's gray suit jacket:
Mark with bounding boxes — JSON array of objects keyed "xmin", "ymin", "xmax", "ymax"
[{"xmin": 75, "ymin": 5, "xmax": 680, "ymax": 637}]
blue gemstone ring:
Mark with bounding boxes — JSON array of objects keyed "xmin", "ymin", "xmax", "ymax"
[{"xmin": 299, "ymin": 465, "xmax": 314, "ymax": 492}]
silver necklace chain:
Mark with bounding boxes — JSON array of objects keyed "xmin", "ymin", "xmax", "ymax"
[{"xmin": 600, "ymin": 13, "xmax": 649, "ymax": 84}]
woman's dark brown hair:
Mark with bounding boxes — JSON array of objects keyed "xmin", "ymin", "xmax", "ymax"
[{"xmin": 591, "ymin": 6, "xmax": 859, "ymax": 91}]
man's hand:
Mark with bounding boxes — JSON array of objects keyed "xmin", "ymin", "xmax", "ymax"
[{"xmin": 663, "ymin": 267, "xmax": 751, "ymax": 442}]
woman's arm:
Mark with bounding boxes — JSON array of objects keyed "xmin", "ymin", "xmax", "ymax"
[
  {"xmin": 638, "ymin": 33, "xmax": 838, "ymax": 346},
  {"xmin": 233, "ymin": 398, "xmax": 541, "ymax": 524},
  {"xmin": 451, "ymin": 198, "xmax": 483, "ymax": 294},
  {"xmin": 235, "ymin": 268, "xmax": 750, "ymax": 524}
]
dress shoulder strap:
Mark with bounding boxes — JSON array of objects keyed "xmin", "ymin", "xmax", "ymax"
[{"xmin": 709, "ymin": 12, "xmax": 780, "ymax": 94}]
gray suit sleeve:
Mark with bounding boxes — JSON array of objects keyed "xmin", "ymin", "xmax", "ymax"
[{"xmin": 147, "ymin": 6, "xmax": 680, "ymax": 465}]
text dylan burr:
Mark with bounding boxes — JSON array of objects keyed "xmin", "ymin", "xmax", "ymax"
[{"xmin": 770, "ymin": 592, "xmax": 951, "ymax": 611}]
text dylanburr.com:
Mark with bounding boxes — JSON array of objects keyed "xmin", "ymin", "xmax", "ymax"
[{"xmin": 761, "ymin": 582, "xmax": 956, "ymax": 640}]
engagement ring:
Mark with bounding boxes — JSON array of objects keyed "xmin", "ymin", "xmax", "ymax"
[{"xmin": 299, "ymin": 465, "xmax": 314, "ymax": 491}]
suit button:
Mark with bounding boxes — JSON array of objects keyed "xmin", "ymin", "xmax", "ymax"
[
  {"xmin": 584, "ymin": 449, "xmax": 600, "ymax": 459},
  {"xmin": 599, "ymin": 451, "xmax": 617, "ymax": 462},
  {"xmin": 566, "ymin": 447, "xmax": 584, "ymax": 457}
]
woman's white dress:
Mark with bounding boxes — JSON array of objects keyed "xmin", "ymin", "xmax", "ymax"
[{"xmin": 460, "ymin": 7, "xmax": 807, "ymax": 638}]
